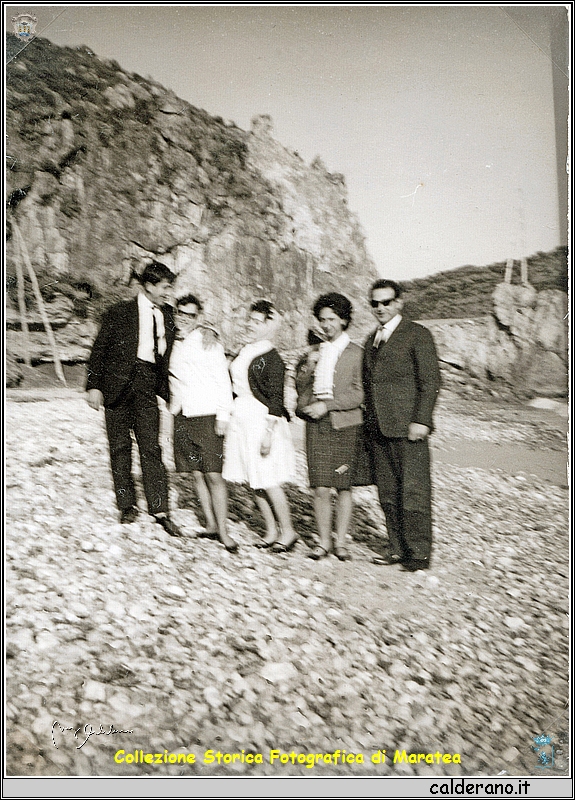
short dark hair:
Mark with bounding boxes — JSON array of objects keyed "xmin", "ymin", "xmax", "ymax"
[
  {"xmin": 313, "ymin": 292, "xmax": 353, "ymax": 330},
  {"xmin": 250, "ymin": 299, "xmax": 275, "ymax": 320},
  {"xmin": 176, "ymin": 294, "xmax": 203, "ymax": 311},
  {"xmin": 370, "ymin": 278, "xmax": 403, "ymax": 299},
  {"xmin": 139, "ymin": 261, "xmax": 176, "ymax": 286}
]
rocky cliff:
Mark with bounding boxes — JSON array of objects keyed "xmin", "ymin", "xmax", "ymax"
[
  {"xmin": 421, "ymin": 283, "xmax": 568, "ymax": 399},
  {"xmin": 6, "ymin": 35, "xmax": 567, "ymax": 400},
  {"xmin": 6, "ymin": 34, "xmax": 377, "ymax": 368}
]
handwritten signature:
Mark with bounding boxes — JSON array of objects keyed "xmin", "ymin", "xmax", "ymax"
[{"xmin": 52, "ymin": 720, "xmax": 133, "ymax": 749}]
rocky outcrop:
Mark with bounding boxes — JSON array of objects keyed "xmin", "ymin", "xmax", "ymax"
[
  {"xmin": 422, "ymin": 285, "xmax": 568, "ymax": 398},
  {"xmin": 6, "ymin": 36, "xmax": 567, "ymax": 399},
  {"xmin": 402, "ymin": 248, "xmax": 567, "ymax": 320},
  {"xmin": 6, "ymin": 35, "xmax": 376, "ymax": 363}
]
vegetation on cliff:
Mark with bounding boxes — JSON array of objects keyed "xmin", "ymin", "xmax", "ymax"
[
  {"xmin": 5, "ymin": 34, "xmax": 567, "ymax": 402},
  {"xmin": 401, "ymin": 247, "xmax": 567, "ymax": 320},
  {"xmin": 6, "ymin": 33, "xmax": 376, "ymax": 352}
]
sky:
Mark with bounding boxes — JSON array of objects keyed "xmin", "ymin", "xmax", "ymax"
[{"xmin": 5, "ymin": 4, "xmax": 568, "ymax": 280}]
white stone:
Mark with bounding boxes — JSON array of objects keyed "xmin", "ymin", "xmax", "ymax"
[
  {"xmin": 83, "ymin": 680, "xmax": 107, "ymax": 702},
  {"xmin": 105, "ymin": 600, "xmax": 125, "ymax": 617},
  {"xmin": 163, "ymin": 585, "xmax": 186, "ymax": 599},
  {"xmin": 502, "ymin": 746, "xmax": 520, "ymax": 762},
  {"xmin": 503, "ymin": 616, "xmax": 526, "ymax": 632},
  {"xmin": 514, "ymin": 656, "xmax": 539, "ymax": 672},
  {"xmin": 203, "ymin": 686, "xmax": 223, "ymax": 709},
  {"xmin": 11, "ymin": 628, "xmax": 35, "ymax": 652},
  {"xmin": 31, "ymin": 712, "xmax": 54, "ymax": 738},
  {"xmin": 70, "ymin": 602, "xmax": 90, "ymax": 618},
  {"xmin": 260, "ymin": 661, "xmax": 299, "ymax": 684},
  {"xmin": 35, "ymin": 630, "xmax": 60, "ymax": 651}
]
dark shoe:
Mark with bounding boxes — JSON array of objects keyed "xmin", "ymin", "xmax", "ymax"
[
  {"xmin": 221, "ymin": 537, "xmax": 239, "ymax": 553},
  {"xmin": 253, "ymin": 539, "xmax": 277, "ymax": 549},
  {"xmin": 120, "ymin": 506, "xmax": 139, "ymax": 524},
  {"xmin": 155, "ymin": 515, "xmax": 183, "ymax": 538},
  {"xmin": 334, "ymin": 546, "xmax": 352, "ymax": 562},
  {"xmin": 196, "ymin": 530, "xmax": 220, "ymax": 540},
  {"xmin": 308, "ymin": 545, "xmax": 331, "ymax": 560},
  {"xmin": 400, "ymin": 559, "xmax": 429, "ymax": 572},
  {"xmin": 271, "ymin": 535, "xmax": 300, "ymax": 554},
  {"xmin": 372, "ymin": 554, "xmax": 403, "ymax": 566}
]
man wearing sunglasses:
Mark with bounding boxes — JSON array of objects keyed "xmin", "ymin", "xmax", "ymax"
[{"xmin": 363, "ymin": 279, "xmax": 440, "ymax": 571}]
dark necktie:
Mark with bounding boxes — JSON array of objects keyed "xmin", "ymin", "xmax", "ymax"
[
  {"xmin": 373, "ymin": 327, "xmax": 388, "ymax": 348},
  {"xmin": 152, "ymin": 311, "xmax": 160, "ymax": 365}
]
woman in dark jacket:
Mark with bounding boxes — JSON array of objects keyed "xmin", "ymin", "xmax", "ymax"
[
  {"xmin": 296, "ymin": 293, "xmax": 364, "ymax": 560},
  {"xmin": 223, "ymin": 300, "xmax": 298, "ymax": 551}
]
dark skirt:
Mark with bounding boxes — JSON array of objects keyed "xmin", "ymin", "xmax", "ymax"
[
  {"xmin": 306, "ymin": 417, "xmax": 361, "ymax": 490},
  {"xmin": 173, "ymin": 414, "xmax": 224, "ymax": 474}
]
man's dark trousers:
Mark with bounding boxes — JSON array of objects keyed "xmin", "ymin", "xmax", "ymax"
[
  {"xmin": 363, "ymin": 317, "xmax": 440, "ymax": 566},
  {"xmin": 87, "ymin": 297, "xmax": 176, "ymax": 517},
  {"xmin": 104, "ymin": 360, "xmax": 168, "ymax": 515},
  {"xmin": 370, "ymin": 433, "xmax": 432, "ymax": 562}
]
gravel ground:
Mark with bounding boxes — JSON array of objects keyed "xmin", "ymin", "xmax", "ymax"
[
  {"xmin": 433, "ymin": 390, "xmax": 568, "ymax": 451},
  {"xmin": 5, "ymin": 393, "xmax": 569, "ymax": 777}
]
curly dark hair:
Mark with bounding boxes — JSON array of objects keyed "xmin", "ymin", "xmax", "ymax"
[
  {"xmin": 176, "ymin": 294, "xmax": 203, "ymax": 311},
  {"xmin": 250, "ymin": 299, "xmax": 275, "ymax": 320},
  {"xmin": 312, "ymin": 292, "xmax": 353, "ymax": 329}
]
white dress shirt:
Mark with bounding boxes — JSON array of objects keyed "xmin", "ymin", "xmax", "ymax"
[
  {"xmin": 137, "ymin": 291, "xmax": 166, "ymax": 362},
  {"xmin": 373, "ymin": 313, "xmax": 402, "ymax": 347},
  {"xmin": 169, "ymin": 328, "xmax": 233, "ymax": 422}
]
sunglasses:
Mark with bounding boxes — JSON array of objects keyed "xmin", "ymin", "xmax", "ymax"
[
  {"xmin": 371, "ymin": 298, "xmax": 396, "ymax": 308},
  {"xmin": 177, "ymin": 310, "xmax": 198, "ymax": 319}
]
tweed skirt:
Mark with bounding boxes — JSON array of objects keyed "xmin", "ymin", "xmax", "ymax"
[{"xmin": 306, "ymin": 416, "xmax": 361, "ymax": 490}]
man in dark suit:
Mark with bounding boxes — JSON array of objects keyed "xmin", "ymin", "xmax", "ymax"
[
  {"xmin": 363, "ymin": 278, "xmax": 440, "ymax": 571},
  {"xmin": 86, "ymin": 261, "xmax": 182, "ymax": 537}
]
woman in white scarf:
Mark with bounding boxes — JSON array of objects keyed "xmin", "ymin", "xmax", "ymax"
[
  {"xmin": 222, "ymin": 300, "xmax": 298, "ymax": 551},
  {"xmin": 295, "ymin": 293, "xmax": 364, "ymax": 560}
]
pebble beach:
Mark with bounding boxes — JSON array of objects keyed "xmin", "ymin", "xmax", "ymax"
[{"xmin": 5, "ymin": 389, "xmax": 569, "ymax": 777}]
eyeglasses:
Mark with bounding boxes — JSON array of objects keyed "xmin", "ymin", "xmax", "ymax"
[
  {"xmin": 371, "ymin": 298, "xmax": 396, "ymax": 308},
  {"xmin": 177, "ymin": 310, "xmax": 198, "ymax": 319}
]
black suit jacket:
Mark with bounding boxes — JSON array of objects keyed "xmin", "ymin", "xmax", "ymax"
[
  {"xmin": 363, "ymin": 317, "xmax": 440, "ymax": 437},
  {"xmin": 86, "ymin": 297, "xmax": 176, "ymax": 407}
]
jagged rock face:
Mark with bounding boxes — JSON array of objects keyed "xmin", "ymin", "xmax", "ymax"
[
  {"xmin": 422, "ymin": 287, "xmax": 568, "ymax": 398},
  {"xmin": 6, "ymin": 35, "xmax": 376, "ymax": 359}
]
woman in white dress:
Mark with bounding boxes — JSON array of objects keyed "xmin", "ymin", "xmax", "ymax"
[{"xmin": 223, "ymin": 300, "xmax": 298, "ymax": 552}]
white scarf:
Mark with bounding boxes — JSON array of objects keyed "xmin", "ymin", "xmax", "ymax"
[
  {"xmin": 230, "ymin": 338, "xmax": 274, "ymax": 393},
  {"xmin": 312, "ymin": 332, "xmax": 350, "ymax": 400}
]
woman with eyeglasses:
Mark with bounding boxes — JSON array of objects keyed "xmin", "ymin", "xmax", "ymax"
[
  {"xmin": 222, "ymin": 300, "xmax": 298, "ymax": 552},
  {"xmin": 169, "ymin": 294, "xmax": 238, "ymax": 552},
  {"xmin": 295, "ymin": 293, "xmax": 364, "ymax": 561}
]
